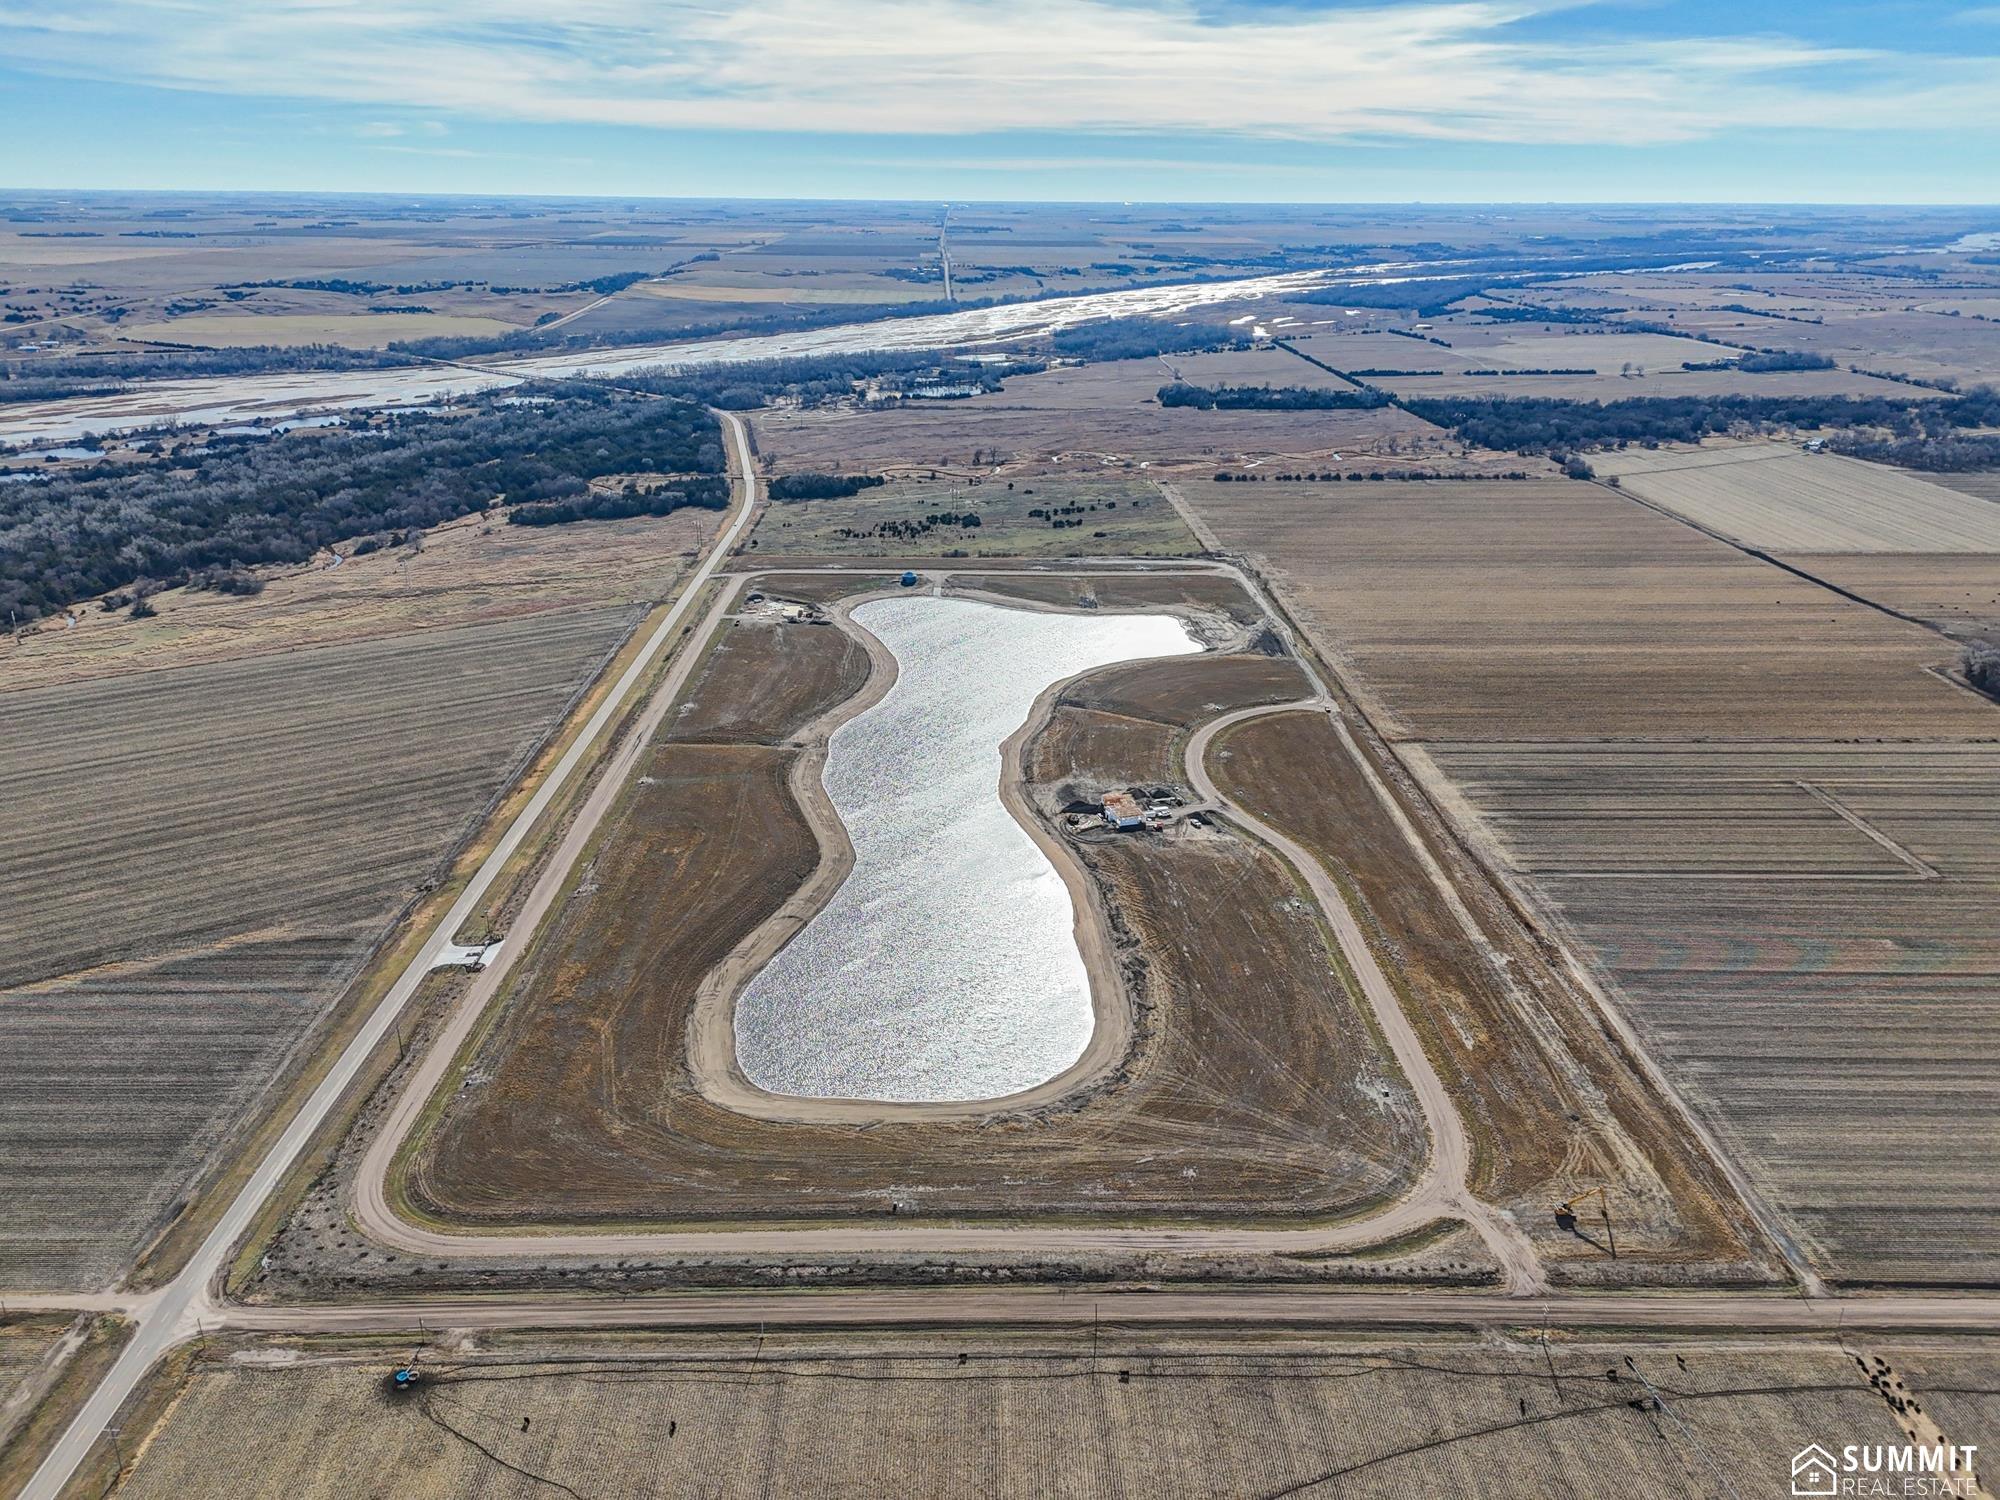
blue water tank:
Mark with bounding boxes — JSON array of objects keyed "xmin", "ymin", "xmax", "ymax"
[{"xmin": 901, "ymin": 571, "xmax": 918, "ymax": 587}]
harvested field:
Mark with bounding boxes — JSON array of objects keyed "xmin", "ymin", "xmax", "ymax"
[
  {"xmin": 0, "ymin": 504, "xmax": 718, "ymax": 693},
  {"xmin": 1784, "ymin": 553, "xmax": 2000, "ymax": 635},
  {"xmin": 1182, "ymin": 474, "xmax": 2000, "ymax": 1284},
  {"xmin": 1611, "ymin": 307, "xmax": 2000, "ymax": 386},
  {"xmin": 1932, "ymin": 472, "xmax": 2000, "ymax": 505},
  {"xmin": 120, "ymin": 312, "xmax": 521, "ymax": 347},
  {"xmin": 749, "ymin": 476, "xmax": 1198, "ymax": 557},
  {"xmin": 1375, "ymin": 367, "xmax": 1924, "ymax": 403},
  {"xmin": 1594, "ymin": 445, "xmax": 2000, "ymax": 553},
  {"xmin": 410, "ymin": 649, "xmax": 1420, "ymax": 1227},
  {"xmin": 1163, "ymin": 344, "xmax": 1361, "ymax": 389},
  {"xmin": 0, "ymin": 609, "xmax": 638, "ymax": 1288},
  {"xmin": 749, "ymin": 358, "xmax": 1440, "ymax": 472},
  {"xmin": 1210, "ymin": 712, "xmax": 1761, "ymax": 1277},
  {"xmin": 1431, "ymin": 740, "xmax": 2000, "ymax": 1285},
  {"xmin": 107, "ymin": 1331, "xmax": 1963, "ymax": 1500},
  {"xmin": 1179, "ymin": 478, "xmax": 1993, "ymax": 740}
]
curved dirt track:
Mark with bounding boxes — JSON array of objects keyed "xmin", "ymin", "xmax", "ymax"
[
  {"xmin": 348, "ymin": 576, "xmax": 1540, "ymax": 1289},
  {"xmin": 681, "ymin": 591, "xmax": 1186, "ymax": 1126}
]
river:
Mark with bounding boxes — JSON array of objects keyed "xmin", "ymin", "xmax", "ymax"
[{"xmin": 0, "ymin": 262, "xmax": 1419, "ymax": 448}]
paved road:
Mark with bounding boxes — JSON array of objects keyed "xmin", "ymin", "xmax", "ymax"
[{"xmin": 15, "ymin": 412, "xmax": 761, "ymax": 1500}]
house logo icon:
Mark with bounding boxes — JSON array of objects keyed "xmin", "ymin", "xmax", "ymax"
[{"xmin": 1793, "ymin": 1444, "xmax": 1839, "ymax": 1497}]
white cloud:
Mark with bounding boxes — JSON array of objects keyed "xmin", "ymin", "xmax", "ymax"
[{"xmin": 3, "ymin": 0, "xmax": 1994, "ymax": 147}]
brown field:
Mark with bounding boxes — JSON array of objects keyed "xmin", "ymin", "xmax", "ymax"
[
  {"xmin": 1594, "ymin": 445, "xmax": 2000, "ymax": 553},
  {"xmin": 1377, "ymin": 367, "xmax": 1926, "ymax": 402},
  {"xmin": 1210, "ymin": 711, "xmax": 1762, "ymax": 1278},
  {"xmin": 751, "ymin": 572, "xmax": 909, "ymax": 604},
  {"xmin": 1785, "ymin": 553, "xmax": 2000, "ymax": 635},
  {"xmin": 1428, "ymin": 740, "xmax": 2000, "ymax": 1285},
  {"xmin": 120, "ymin": 312, "xmax": 522, "ymax": 348},
  {"xmin": 1179, "ymin": 478, "xmax": 1991, "ymax": 741},
  {"xmin": 747, "ymin": 475, "xmax": 1199, "ymax": 557},
  {"xmin": 1181, "ymin": 476, "xmax": 2000, "ymax": 1285},
  {"xmin": 749, "ymin": 358, "xmax": 1441, "ymax": 473},
  {"xmin": 0, "ymin": 609, "xmax": 639, "ymax": 1288},
  {"xmin": 407, "ymin": 634, "xmax": 1421, "ymax": 1230},
  {"xmin": 1162, "ymin": 344, "xmax": 1361, "ymax": 389},
  {"xmin": 105, "ymin": 1330, "xmax": 1984, "ymax": 1500},
  {"xmin": 666, "ymin": 613, "xmax": 871, "ymax": 745},
  {"xmin": 0, "ymin": 504, "xmax": 719, "ymax": 692},
  {"xmin": 1609, "ymin": 306, "xmax": 2000, "ymax": 386},
  {"xmin": 0, "ymin": 1315, "xmax": 69, "ymax": 1456},
  {"xmin": 1027, "ymin": 655, "xmax": 1309, "ymax": 792},
  {"xmin": 1932, "ymin": 471, "xmax": 2000, "ymax": 505},
  {"xmin": 0, "ymin": 1314, "xmax": 129, "ymax": 1496}
]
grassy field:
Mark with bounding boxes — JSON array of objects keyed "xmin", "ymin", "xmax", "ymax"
[
  {"xmin": 1211, "ymin": 711, "xmax": 1761, "ymax": 1279},
  {"xmin": 748, "ymin": 476, "xmax": 1200, "ymax": 557},
  {"xmin": 120, "ymin": 312, "xmax": 522, "ymax": 347},
  {"xmin": 105, "ymin": 1330, "xmax": 1982, "ymax": 1500},
  {"xmin": 1182, "ymin": 475, "xmax": 2000, "ymax": 1285},
  {"xmin": 1595, "ymin": 444, "xmax": 2000, "ymax": 553},
  {"xmin": 946, "ymin": 572, "xmax": 1270, "ymax": 625},
  {"xmin": 0, "ymin": 504, "xmax": 719, "ymax": 692},
  {"xmin": 0, "ymin": 608, "xmax": 641, "ymax": 1288},
  {"xmin": 748, "ymin": 358, "xmax": 1441, "ymax": 474},
  {"xmin": 403, "ymin": 618, "xmax": 1423, "ymax": 1231}
]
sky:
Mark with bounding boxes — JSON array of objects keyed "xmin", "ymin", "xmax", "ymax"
[{"xmin": 2, "ymin": 0, "xmax": 1998, "ymax": 203}]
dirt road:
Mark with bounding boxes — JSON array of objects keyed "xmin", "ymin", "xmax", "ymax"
[
  {"xmin": 341, "ymin": 565, "xmax": 1537, "ymax": 1286},
  {"xmin": 13, "ymin": 412, "xmax": 761, "ymax": 1500}
]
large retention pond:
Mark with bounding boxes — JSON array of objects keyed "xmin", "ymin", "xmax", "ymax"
[{"xmin": 736, "ymin": 595, "xmax": 1199, "ymax": 1103}]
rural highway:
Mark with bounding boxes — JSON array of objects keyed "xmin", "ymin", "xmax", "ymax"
[{"xmin": 14, "ymin": 412, "xmax": 762, "ymax": 1500}]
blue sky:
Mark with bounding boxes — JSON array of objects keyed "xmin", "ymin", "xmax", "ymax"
[{"xmin": 4, "ymin": 0, "xmax": 1998, "ymax": 202}]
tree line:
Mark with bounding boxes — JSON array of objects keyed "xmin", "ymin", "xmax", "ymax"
[
  {"xmin": 1157, "ymin": 382, "xmax": 1393, "ymax": 410},
  {"xmin": 0, "ymin": 344, "xmax": 406, "ymax": 404},
  {"xmin": 767, "ymin": 473, "xmax": 887, "ymax": 500},
  {"xmin": 0, "ymin": 389, "xmax": 721, "ymax": 621},
  {"xmin": 1400, "ymin": 386, "xmax": 2000, "ymax": 455}
]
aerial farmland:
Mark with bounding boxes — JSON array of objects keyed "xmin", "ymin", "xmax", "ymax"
[{"xmin": 4, "ymin": 190, "xmax": 2000, "ymax": 1499}]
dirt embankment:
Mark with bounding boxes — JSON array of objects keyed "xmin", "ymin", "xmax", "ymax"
[
  {"xmin": 408, "ymin": 626, "xmax": 1422, "ymax": 1230},
  {"xmin": 1211, "ymin": 709, "xmax": 1774, "ymax": 1282}
]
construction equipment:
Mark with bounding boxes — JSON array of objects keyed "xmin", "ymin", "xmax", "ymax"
[{"xmin": 1554, "ymin": 1186, "xmax": 1618, "ymax": 1258}]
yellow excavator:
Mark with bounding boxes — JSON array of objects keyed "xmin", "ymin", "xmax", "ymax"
[{"xmin": 1554, "ymin": 1185, "xmax": 1617, "ymax": 1258}]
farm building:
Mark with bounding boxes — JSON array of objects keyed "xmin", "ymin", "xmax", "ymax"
[{"xmin": 1102, "ymin": 792, "xmax": 1146, "ymax": 830}]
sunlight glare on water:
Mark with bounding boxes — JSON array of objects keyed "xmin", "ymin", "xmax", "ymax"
[{"xmin": 735, "ymin": 595, "xmax": 1199, "ymax": 1102}]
